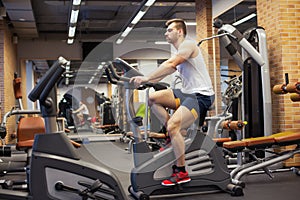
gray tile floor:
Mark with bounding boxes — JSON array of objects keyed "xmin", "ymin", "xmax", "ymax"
[{"xmin": 83, "ymin": 140, "xmax": 300, "ymax": 200}]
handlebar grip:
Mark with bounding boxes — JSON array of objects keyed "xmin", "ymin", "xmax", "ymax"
[
  {"xmin": 107, "ymin": 63, "xmax": 131, "ymax": 82},
  {"xmin": 105, "ymin": 68, "xmax": 118, "ymax": 85},
  {"xmin": 222, "ymin": 120, "xmax": 245, "ymax": 130},
  {"xmin": 290, "ymin": 93, "xmax": 300, "ymax": 102},
  {"xmin": 286, "ymin": 82, "xmax": 300, "ymax": 93},
  {"xmin": 108, "ymin": 59, "xmax": 169, "ymax": 90},
  {"xmin": 273, "ymin": 84, "xmax": 287, "ymax": 94},
  {"xmin": 28, "ymin": 56, "xmax": 68, "ymax": 102}
]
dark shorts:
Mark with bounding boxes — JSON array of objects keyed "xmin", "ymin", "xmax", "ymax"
[{"xmin": 172, "ymin": 89, "xmax": 215, "ymax": 126}]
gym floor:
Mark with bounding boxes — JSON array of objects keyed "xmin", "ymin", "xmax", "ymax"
[{"xmin": 79, "ymin": 138, "xmax": 300, "ymax": 200}]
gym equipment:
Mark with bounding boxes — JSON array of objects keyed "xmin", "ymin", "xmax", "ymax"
[
  {"xmin": 0, "ymin": 73, "xmax": 43, "ymax": 178},
  {"xmin": 93, "ymin": 99, "xmax": 124, "ymax": 135},
  {"xmin": 203, "ymin": 73, "xmax": 245, "ymax": 142},
  {"xmin": 0, "ymin": 73, "xmax": 41, "ymax": 144},
  {"xmin": 59, "ymin": 88, "xmax": 124, "ymax": 143},
  {"xmin": 290, "ymin": 93, "xmax": 300, "ymax": 102},
  {"xmin": 106, "ymin": 58, "xmax": 243, "ymax": 200},
  {"xmin": 272, "ymin": 74, "xmax": 297, "ymax": 95},
  {"xmin": 221, "ymin": 76, "xmax": 300, "ymax": 187},
  {"xmin": 223, "ymin": 131, "xmax": 300, "ymax": 187},
  {"xmin": 121, "ymin": 86, "xmax": 170, "ymax": 153},
  {"xmin": 0, "ymin": 56, "xmax": 127, "ymax": 200},
  {"xmin": 58, "ymin": 93, "xmax": 75, "ymax": 129},
  {"xmin": 198, "ymin": 72, "xmax": 247, "ymax": 169},
  {"xmin": 214, "ymin": 20, "xmax": 272, "ymax": 139}
]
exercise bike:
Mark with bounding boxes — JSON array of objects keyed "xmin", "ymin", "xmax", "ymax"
[
  {"xmin": 106, "ymin": 58, "xmax": 243, "ymax": 200},
  {"xmin": 0, "ymin": 56, "xmax": 126, "ymax": 200}
]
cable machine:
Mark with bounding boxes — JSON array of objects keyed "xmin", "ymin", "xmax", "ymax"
[{"xmin": 214, "ymin": 19, "xmax": 272, "ymax": 139}]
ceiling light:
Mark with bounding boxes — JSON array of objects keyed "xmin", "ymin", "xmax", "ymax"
[
  {"xmin": 131, "ymin": 11, "xmax": 146, "ymax": 24},
  {"xmin": 186, "ymin": 22, "xmax": 197, "ymax": 26},
  {"xmin": 73, "ymin": 0, "xmax": 81, "ymax": 6},
  {"xmin": 67, "ymin": 38, "xmax": 74, "ymax": 44},
  {"xmin": 65, "ymin": 78, "xmax": 69, "ymax": 85},
  {"xmin": 68, "ymin": 26, "xmax": 76, "ymax": 37},
  {"xmin": 116, "ymin": 38, "xmax": 124, "ymax": 44},
  {"xmin": 70, "ymin": 10, "xmax": 79, "ymax": 24},
  {"xmin": 97, "ymin": 64, "xmax": 103, "ymax": 70},
  {"xmin": 145, "ymin": 0, "xmax": 156, "ymax": 7},
  {"xmin": 65, "ymin": 74, "xmax": 73, "ymax": 78},
  {"xmin": 65, "ymin": 61, "xmax": 71, "ymax": 85},
  {"xmin": 88, "ymin": 76, "xmax": 95, "ymax": 84},
  {"xmin": 155, "ymin": 41, "xmax": 169, "ymax": 45},
  {"xmin": 121, "ymin": 27, "xmax": 133, "ymax": 37},
  {"xmin": 66, "ymin": 62, "xmax": 70, "ymax": 70},
  {"xmin": 67, "ymin": 1, "xmax": 81, "ymax": 44},
  {"xmin": 232, "ymin": 13, "xmax": 257, "ymax": 26},
  {"xmin": 116, "ymin": 0, "xmax": 156, "ymax": 44}
]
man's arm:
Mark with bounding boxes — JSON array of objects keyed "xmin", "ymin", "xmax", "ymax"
[
  {"xmin": 130, "ymin": 40, "xmax": 196, "ymax": 85},
  {"xmin": 73, "ymin": 104, "xmax": 84, "ymax": 113},
  {"xmin": 149, "ymin": 41, "xmax": 196, "ymax": 82},
  {"xmin": 147, "ymin": 57, "xmax": 178, "ymax": 82}
]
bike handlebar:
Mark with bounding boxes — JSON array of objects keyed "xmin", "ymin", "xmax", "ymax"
[
  {"xmin": 107, "ymin": 59, "xmax": 169, "ymax": 90},
  {"xmin": 29, "ymin": 56, "xmax": 68, "ymax": 103}
]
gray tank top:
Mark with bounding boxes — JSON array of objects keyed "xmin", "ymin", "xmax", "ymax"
[{"xmin": 176, "ymin": 49, "xmax": 214, "ymax": 96}]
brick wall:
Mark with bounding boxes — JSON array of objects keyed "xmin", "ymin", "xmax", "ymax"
[
  {"xmin": 0, "ymin": 21, "xmax": 3, "ymax": 125},
  {"xmin": 257, "ymin": 0, "xmax": 300, "ymax": 133},
  {"xmin": 195, "ymin": 0, "xmax": 221, "ymax": 116},
  {"xmin": 20, "ymin": 59, "xmax": 27, "ymax": 108},
  {"xmin": 0, "ymin": 20, "xmax": 18, "ymax": 144}
]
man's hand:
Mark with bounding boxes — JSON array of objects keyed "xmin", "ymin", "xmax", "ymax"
[{"xmin": 130, "ymin": 76, "xmax": 149, "ymax": 88}]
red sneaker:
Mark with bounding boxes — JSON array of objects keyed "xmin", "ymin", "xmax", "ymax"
[
  {"xmin": 161, "ymin": 171, "xmax": 191, "ymax": 186},
  {"xmin": 170, "ymin": 165, "xmax": 179, "ymax": 177}
]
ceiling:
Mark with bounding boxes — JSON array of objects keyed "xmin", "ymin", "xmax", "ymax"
[
  {"xmin": 0, "ymin": 0, "xmax": 256, "ymax": 86},
  {"xmin": 1, "ymin": 0, "xmax": 197, "ymax": 41}
]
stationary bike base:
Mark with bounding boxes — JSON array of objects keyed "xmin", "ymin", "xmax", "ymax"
[{"xmin": 129, "ymin": 131, "xmax": 244, "ymax": 199}]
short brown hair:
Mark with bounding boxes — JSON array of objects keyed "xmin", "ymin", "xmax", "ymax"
[{"xmin": 165, "ymin": 18, "xmax": 187, "ymax": 36}]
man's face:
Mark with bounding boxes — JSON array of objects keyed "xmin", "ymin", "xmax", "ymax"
[{"xmin": 165, "ymin": 23, "xmax": 179, "ymax": 44}]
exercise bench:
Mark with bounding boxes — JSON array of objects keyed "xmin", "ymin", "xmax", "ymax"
[{"xmin": 222, "ymin": 131, "xmax": 300, "ymax": 186}]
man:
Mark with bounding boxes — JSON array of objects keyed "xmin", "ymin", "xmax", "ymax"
[
  {"xmin": 130, "ymin": 19, "xmax": 214, "ymax": 186},
  {"xmin": 73, "ymin": 101, "xmax": 90, "ymax": 125}
]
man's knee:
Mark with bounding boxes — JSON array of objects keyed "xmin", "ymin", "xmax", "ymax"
[
  {"xmin": 167, "ymin": 118, "xmax": 180, "ymax": 137},
  {"xmin": 148, "ymin": 93, "xmax": 156, "ymax": 105}
]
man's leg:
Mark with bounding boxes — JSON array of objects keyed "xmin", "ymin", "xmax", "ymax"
[
  {"xmin": 168, "ymin": 106, "xmax": 196, "ymax": 166},
  {"xmin": 77, "ymin": 113, "xmax": 83, "ymax": 123},
  {"xmin": 162, "ymin": 106, "xmax": 197, "ymax": 186},
  {"xmin": 149, "ymin": 89, "xmax": 177, "ymax": 128}
]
